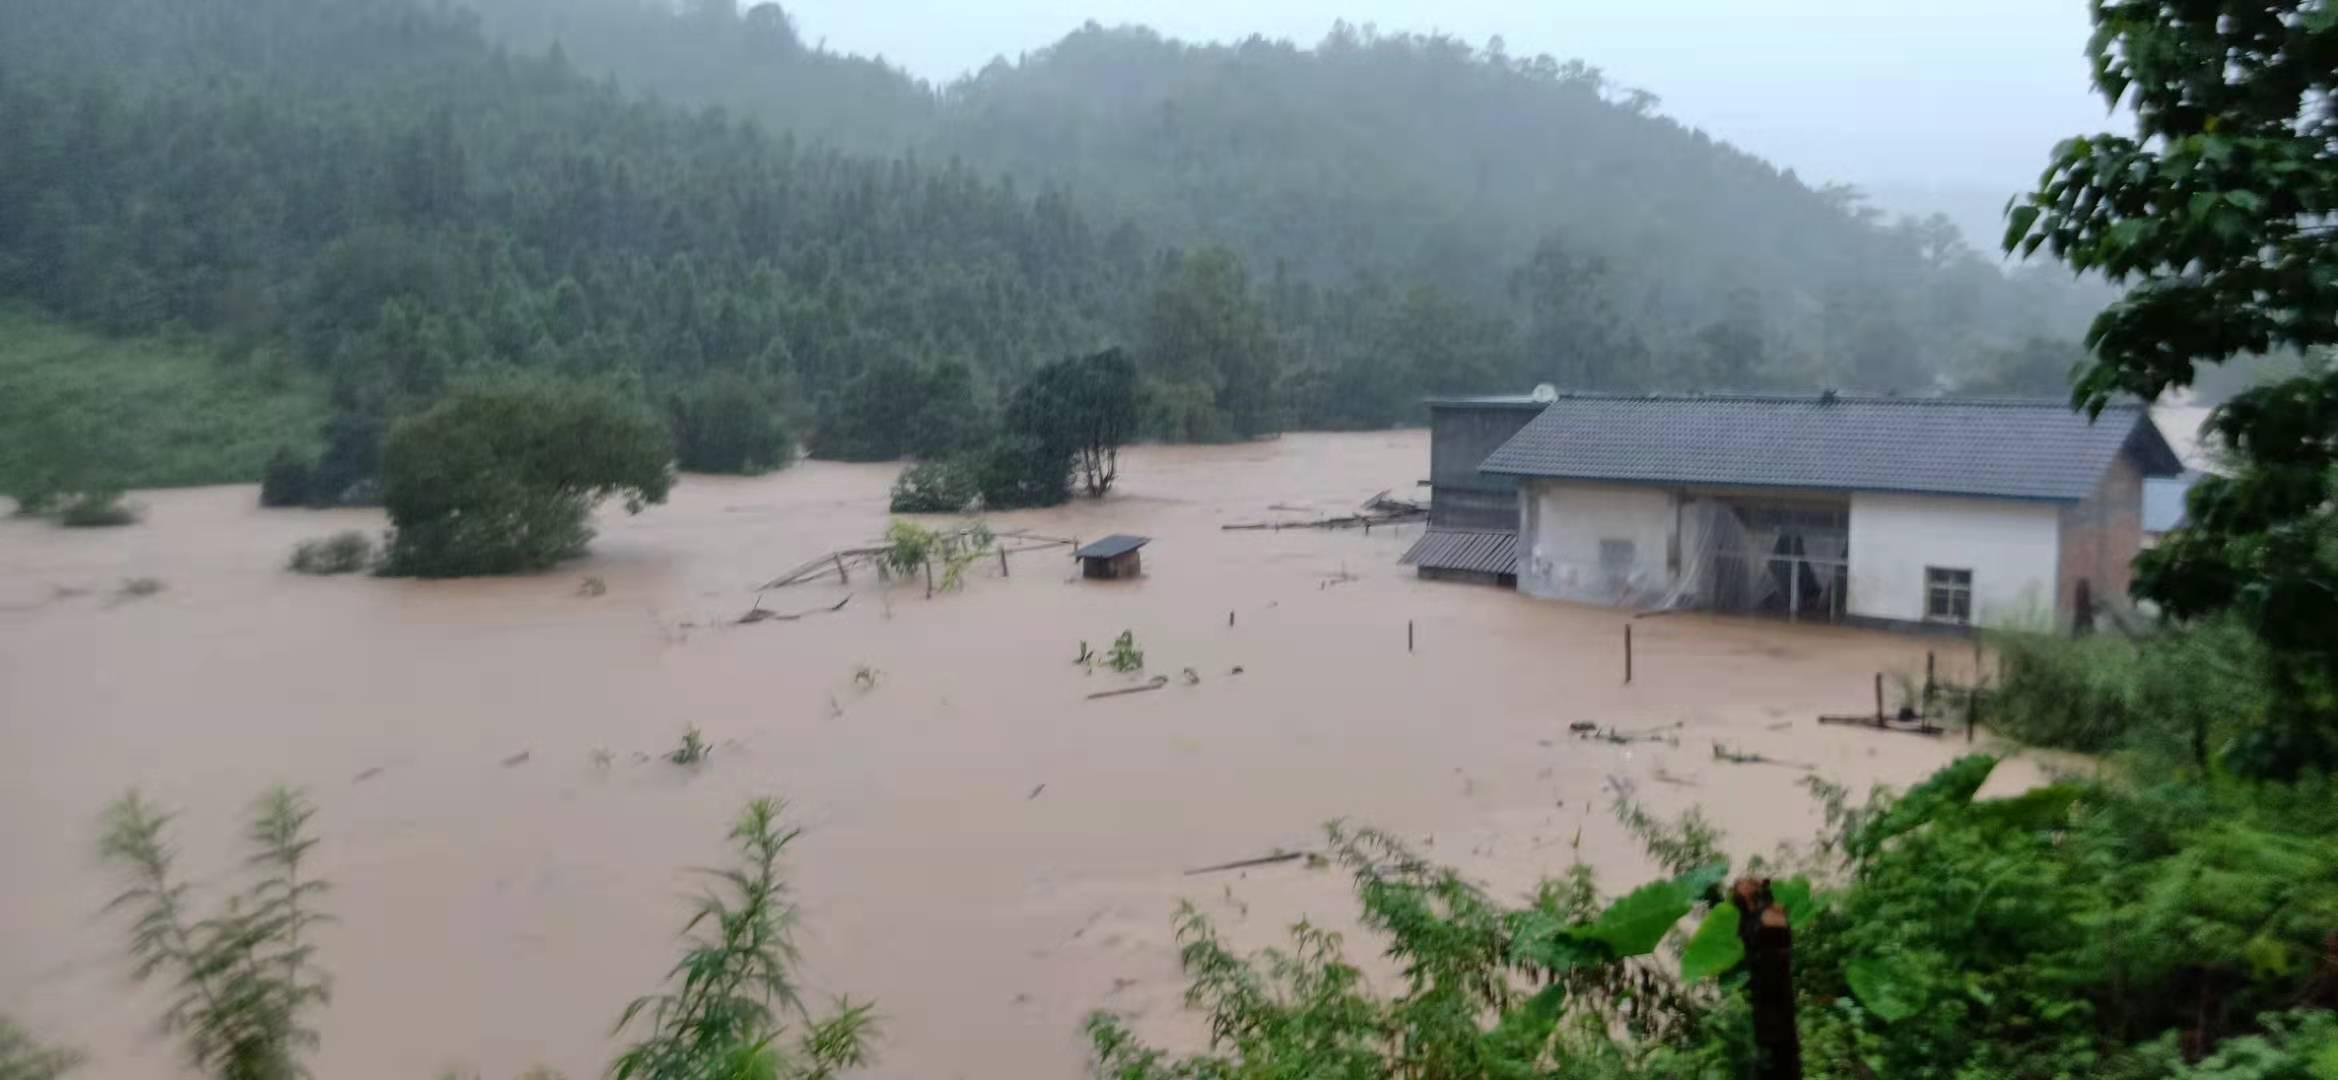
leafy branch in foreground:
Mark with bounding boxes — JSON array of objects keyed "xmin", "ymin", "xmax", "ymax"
[
  {"xmin": 0, "ymin": 1016, "xmax": 83, "ymax": 1079},
  {"xmin": 613, "ymin": 798, "xmax": 876, "ymax": 1080},
  {"xmin": 98, "ymin": 787, "xmax": 330, "ymax": 1080}
]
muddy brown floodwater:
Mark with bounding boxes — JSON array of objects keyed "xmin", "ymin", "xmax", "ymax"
[{"xmin": 0, "ymin": 431, "xmax": 2047, "ymax": 1079}]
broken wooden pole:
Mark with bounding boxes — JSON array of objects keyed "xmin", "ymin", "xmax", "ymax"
[
  {"xmin": 1408, "ymin": 619, "xmax": 1415, "ymax": 654},
  {"xmin": 924, "ymin": 559, "xmax": 934, "ymax": 599},
  {"xmin": 1228, "ymin": 610, "xmax": 1235, "ymax": 628},
  {"xmin": 998, "ymin": 545, "xmax": 1009, "ymax": 577},
  {"xmin": 1732, "ymin": 879, "xmax": 1802, "ymax": 1080},
  {"xmin": 1086, "ymin": 675, "xmax": 1171, "ymax": 700},
  {"xmin": 1624, "ymin": 624, "xmax": 1633, "ymax": 684},
  {"xmin": 1183, "ymin": 851, "xmax": 1307, "ymax": 876},
  {"xmin": 1874, "ymin": 672, "xmax": 1885, "ymax": 720}
]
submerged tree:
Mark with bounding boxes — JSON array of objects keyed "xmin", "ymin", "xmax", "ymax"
[
  {"xmin": 379, "ymin": 379, "xmax": 674, "ymax": 577},
  {"xmin": 2007, "ymin": 0, "xmax": 2338, "ymax": 774},
  {"xmin": 1008, "ymin": 348, "xmax": 1140, "ymax": 497}
]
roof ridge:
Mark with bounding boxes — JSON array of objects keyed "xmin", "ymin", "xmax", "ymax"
[{"xmin": 1537, "ymin": 389, "xmax": 2132, "ymax": 411}]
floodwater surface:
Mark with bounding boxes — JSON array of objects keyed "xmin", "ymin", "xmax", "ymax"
[{"xmin": 0, "ymin": 431, "xmax": 2035, "ymax": 1079}]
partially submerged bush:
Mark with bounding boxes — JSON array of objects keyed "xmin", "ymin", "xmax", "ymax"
[
  {"xmin": 670, "ymin": 373, "xmax": 793, "ymax": 475},
  {"xmin": 378, "ymin": 380, "xmax": 673, "ymax": 578},
  {"xmin": 259, "ymin": 447, "xmax": 314, "ymax": 508},
  {"xmin": 56, "ymin": 490, "xmax": 138, "ymax": 527},
  {"xmin": 288, "ymin": 531, "xmax": 376, "ymax": 575},
  {"xmin": 887, "ymin": 460, "xmax": 976, "ymax": 514}
]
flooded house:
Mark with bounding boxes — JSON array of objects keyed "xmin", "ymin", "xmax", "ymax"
[{"xmin": 1448, "ymin": 391, "xmax": 2182, "ymax": 631}]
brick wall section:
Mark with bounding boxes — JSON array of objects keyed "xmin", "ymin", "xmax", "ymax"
[{"xmin": 2057, "ymin": 453, "xmax": 2145, "ymax": 626}]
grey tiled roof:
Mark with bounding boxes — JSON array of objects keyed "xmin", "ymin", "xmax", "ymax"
[
  {"xmin": 1479, "ymin": 393, "xmax": 2183, "ymax": 501},
  {"xmin": 1074, "ymin": 534, "xmax": 1150, "ymax": 559},
  {"xmin": 1402, "ymin": 528, "xmax": 1518, "ymax": 576}
]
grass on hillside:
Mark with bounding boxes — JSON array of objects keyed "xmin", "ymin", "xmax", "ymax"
[{"xmin": 0, "ymin": 307, "xmax": 328, "ymax": 496}]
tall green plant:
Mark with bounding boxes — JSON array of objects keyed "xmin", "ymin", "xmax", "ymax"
[
  {"xmin": 612, "ymin": 799, "xmax": 875, "ymax": 1080},
  {"xmin": 98, "ymin": 788, "xmax": 330, "ymax": 1080}
]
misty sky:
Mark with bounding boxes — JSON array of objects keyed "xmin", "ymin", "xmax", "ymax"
[{"xmin": 791, "ymin": 0, "xmax": 2117, "ymax": 222}]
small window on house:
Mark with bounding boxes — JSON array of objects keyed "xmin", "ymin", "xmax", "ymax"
[
  {"xmin": 1926, "ymin": 567, "xmax": 1973, "ymax": 624},
  {"xmin": 1599, "ymin": 539, "xmax": 1637, "ymax": 579}
]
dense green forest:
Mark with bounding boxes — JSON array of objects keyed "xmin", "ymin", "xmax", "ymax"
[{"xmin": 0, "ymin": 0, "xmax": 2110, "ymax": 505}]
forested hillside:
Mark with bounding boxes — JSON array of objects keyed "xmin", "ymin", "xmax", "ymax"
[
  {"xmin": 457, "ymin": 1, "xmax": 2116, "ymax": 396},
  {"xmin": 0, "ymin": 0, "xmax": 2110, "ymax": 500}
]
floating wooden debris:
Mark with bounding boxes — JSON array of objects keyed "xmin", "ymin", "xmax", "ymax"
[
  {"xmin": 1712, "ymin": 742, "xmax": 1814, "ymax": 771},
  {"xmin": 1087, "ymin": 675, "xmax": 1171, "ymax": 700},
  {"xmin": 1224, "ymin": 510, "xmax": 1423, "ymax": 532},
  {"xmin": 1817, "ymin": 713, "xmax": 1945, "ymax": 737},
  {"xmin": 1184, "ymin": 850, "xmax": 1309, "ymax": 876},
  {"xmin": 738, "ymin": 593, "xmax": 853, "ymax": 625}
]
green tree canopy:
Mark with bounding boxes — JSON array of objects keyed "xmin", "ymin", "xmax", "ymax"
[
  {"xmin": 2009, "ymin": 0, "xmax": 2338, "ymax": 774},
  {"xmin": 380, "ymin": 379, "xmax": 674, "ymax": 577},
  {"xmin": 1007, "ymin": 348, "xmax": 1140, "ymax": 497}
]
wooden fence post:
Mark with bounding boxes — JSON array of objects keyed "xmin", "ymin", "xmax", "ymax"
[
  {"xmin": 925, "ymin": 559, "xmax": 934, "ymax": 599},
  {"xmin": 1874, "ymin": 672, "xmax": 1885, "ymax": 721},
  {"xmin": 1408, "ymin": 619, "xmax": 1415, "ymax": 654},
  {"xmin": 1624, "ymin": 624, "xmax": 1633, "ymax": 685},
  {"xmin": 999, "ymin": 546, "xmax": 1009, "ymax": 577},
  {"xmin": 1924, "ymin": 651, "xmax": 1937, "ymax": 713}
]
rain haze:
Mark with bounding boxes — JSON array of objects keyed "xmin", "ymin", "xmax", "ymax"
[{"xmin": 794, "ymin": 0, "xmax": 2112, "ymax": 239}]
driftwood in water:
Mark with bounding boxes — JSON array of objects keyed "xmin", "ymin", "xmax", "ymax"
[
  {"xmin": 1816, "ymin": 713, "xmax": 1945, "ymax": 737},
  {"xmin": 738, "ymin": 594, "xmax": 854, "ymax": 625},
  {"xmin": 1086, "ymin": 675, "xmax": 1171, "ymax": 700},
  {"xmin": 1183, "ymin": 851, "xmax": 1308, "ymax": 876},
  {"xmin": 1712, "ymin": 742, "xmax": 1816, "ymax": 771},
  {"xmin": 1361, "ymin": 489, "xmax": 1427, "ymax": 515},
  {"xmin": 1222, "ymin": 509, "xmax": 1425, "ymax": 532}
]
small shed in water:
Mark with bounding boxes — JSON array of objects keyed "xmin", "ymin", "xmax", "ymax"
[{"xmin": 1074, "ymin": 535, "xmax": 1150, "ymax": 580}]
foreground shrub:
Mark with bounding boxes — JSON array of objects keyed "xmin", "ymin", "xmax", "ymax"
[
  {"xmin": 379, "ymin": 380, "xmax": 673, "ymax": 578},
  {"xmin": 0, "ymin": 1017, "xmax": 82, "ymax": 1079},
  {"xmin": 288, "ymin": 531, "xmax": 376, "ymax": 575},
  {"xmin": 1093, "ymin": 755, "xmax": 2338, "ymax": 1079},
  {"xmin": 56, "ymin": 490, "xmax": 138, "ymax": 527},
  {"xmin": 99, "ymin": 789, "xmax": 329, "ymax": 1080},
  {"xmin": 90, "ymin": 792, "xmax": 867, "ymax": 1079},
  {"xmin": 613, "ymin": 799, "xmax": 876, "ymax": 1080},
  {"xmin": 1987, "ymin": 620, "xmax": 2268, "ymax": 763}
]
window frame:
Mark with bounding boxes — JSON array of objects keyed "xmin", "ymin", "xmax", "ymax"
[{"xmin": 1924, "ymin": 566, "xmax": 1974, "ymax": 625}]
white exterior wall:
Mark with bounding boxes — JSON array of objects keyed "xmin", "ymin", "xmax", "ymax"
[
  {"xmin": 1518, "ymin": 480, "xmax": 1677, "ymax": 604},
  {"xmin": 1847, "ymin": 492, "xmax": 2060, "ymax": 626}
]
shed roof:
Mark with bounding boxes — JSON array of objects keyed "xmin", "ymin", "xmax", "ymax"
[
  {"xmin": 1074, "ymin": 534, "xmax": 1150, "ymax": 559},
  {"xmin": 1401, "ymin": 528, "xmax": 1518, "ymax": 576},
  {"xmin": 1479, "ymin": 392, "xmax": 2183, "ymax": 502}
]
